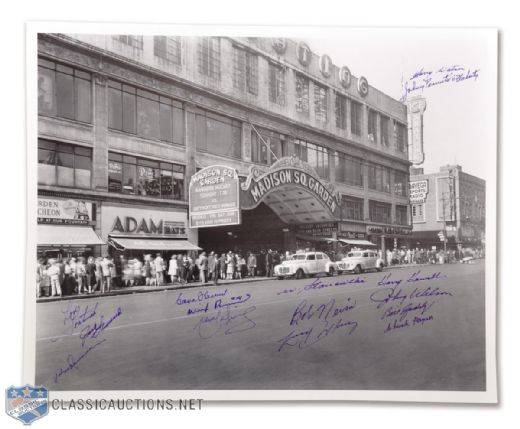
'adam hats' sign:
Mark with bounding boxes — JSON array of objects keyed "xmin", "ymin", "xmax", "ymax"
[{"xmin": 189, "ymin": 166, "xmax": 240, "ymax": 228}]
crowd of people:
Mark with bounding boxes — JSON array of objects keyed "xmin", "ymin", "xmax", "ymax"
[{"xmin": 36, "ymin": 246, "xmax": 484, "ymax": 297}]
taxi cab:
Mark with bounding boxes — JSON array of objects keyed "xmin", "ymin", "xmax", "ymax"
[
  {"xmin": 336, "ymin": 249, "xmax": 384, "ymax": 274},
  {"xmin": 274, "ymin": 251, "xmax": 338, "ymax": 279}
]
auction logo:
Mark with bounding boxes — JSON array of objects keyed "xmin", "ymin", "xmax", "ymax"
[{"xmin": 6, "ymin": 385, "xmax": 49, "ymax": 425}]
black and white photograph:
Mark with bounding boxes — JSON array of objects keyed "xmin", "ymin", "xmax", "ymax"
[{"xmin": 24, "ymin": 23, "xmax": 497, "ymax": 403}]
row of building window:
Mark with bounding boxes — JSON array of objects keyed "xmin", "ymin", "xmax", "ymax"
[{"xmin": 37, "ymin": 139, "xmax": 409, "ymax": 224}]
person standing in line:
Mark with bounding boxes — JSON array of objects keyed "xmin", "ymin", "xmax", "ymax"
[
  {"xmin": 100, "ymin": 256, "xmax": 113, "ymax": 293},
  {"xmin": 247, "ymin": 252, "xmax": 257, "ymax": 278},
  {"xmin": 154, "ymin": 253, "xmax": 165, "ymax": 286},
  {"xmin": 265, "ymin": 250, "xmax": 273, "ymax": 277},
  {"xmin": 76, "ymin": 257, "xmax": 86, "ymax": 294},
  {"xmin": 85, "ymin": 256, "xmax": 96, "ymax": 294},
  {"xmin": 36, "ymin": 258, "xmax": 45, "ymax": 298},
  {"xmin": 213, "ymin": 255, "xmax": 221, "ymax": 285},
  {"xmin": 219, "ymin": 253, "xmax": 227, "ymax": 280},
  {"xmin": 199, "ymin": 251, "xmax": 208, "ymax": 283},
  {"xmin": 207, "ymin": 251, "xmax": 216, "ymax": 282},
  {"xmin": 143, "ymin": 255, "xmax": 152, "ymax": 286},
  {"xmin": 47, "ymin": 259, "xmax": 62, "ymax": 297},
  {"xmin": 168, "ymin": 254, "xmax": 178, "ymax": 284},
  {"xmin": 226, "ymin": 252, "xmax": 234, "ymax": 280}
]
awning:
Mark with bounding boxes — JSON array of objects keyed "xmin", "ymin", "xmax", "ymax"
[
  {"xmin": 38, "ymin": 225, "xmax": 104, "ymax": 246},
  {"xmin": 338, "ymin": 239, "xmax": 376, "ymax": 247},
  {"xmin": 295, "ymin": 234, "xmax": 335, "ymax": 243},
  {"xmin": 109, "ymin": 236, "xmax": 201, "ymax": 251}
]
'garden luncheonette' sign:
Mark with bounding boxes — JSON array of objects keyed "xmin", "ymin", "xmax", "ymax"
[{"xmin": 240, "ymin": 157, "xmax": 341, "ymax": 216}]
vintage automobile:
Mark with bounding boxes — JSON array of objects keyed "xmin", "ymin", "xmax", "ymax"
[
  {"xmin": 274, "ymin": 251, "xmax": 338, "ymax": 279},
  {"xmin": 336, "ymin": 249, "xmax": 384, "ymax": 274}
]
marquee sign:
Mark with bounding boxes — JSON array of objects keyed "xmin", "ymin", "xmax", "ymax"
[
  {"xmin": 409, "ymin": 179, "xmax": 429, "ymax": 203},
  {"xmin": 189, "ymin": 165, "xmax": 240, "ymax": 228},
  {"xmin": 240, "ymin": 157, "xmax": 341, "ymax": 217}
]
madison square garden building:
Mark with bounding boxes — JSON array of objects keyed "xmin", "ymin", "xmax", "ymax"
[{"xmin": 36, "ymin": 34, "xmax": 413, "ymax": 260}]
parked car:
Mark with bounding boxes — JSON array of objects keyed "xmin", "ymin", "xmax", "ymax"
[
  {"xmin": 274, "ymin": 252, "xmax": 338, "ymax": 279},
  {"xmin": 336, "ymin": 250, "xmax": 383, "ymax": 274}
]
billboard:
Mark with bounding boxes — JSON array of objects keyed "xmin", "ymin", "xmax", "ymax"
[
  {"xmin": 409, "ymin": 179, "xmax": 429, "ymax": 203},
  {"xmin": 189, "ymin": 165, "xmax": 240, "ymax": 228},
  {"xmin": 37, "ymin": 197, "xmax": 93, "ymax": 225}
]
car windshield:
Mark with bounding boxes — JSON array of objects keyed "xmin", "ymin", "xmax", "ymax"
[{"xmin": 290, "ymin": 254, "xmax": 307, "ymax": 260}]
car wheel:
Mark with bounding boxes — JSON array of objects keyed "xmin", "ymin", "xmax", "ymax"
[
  {"xmin": 277, "ymin": 276, "xmax": 284, "ymax": 280},
  {"xmin": 295, "ymin": 269, "xmax": 305, "ymax": 280},
  {"xmin": 354, "ymin": 265, "xmax": 363, "ymax": 274},
  {"xmin": 376, "ymin": 265, "xmax": 383, "ymax": 272},
  {"xmin": 327, "ymin": 267, "xmax": 335, "ymax": 277}
]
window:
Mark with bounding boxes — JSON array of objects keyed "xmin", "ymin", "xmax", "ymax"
[
  {"xmin": 380, "ymin": 115, "xmax": 390, "ymax": 146},
  {"xmin": 268, "ymin": 63, "xmax": 285, "ymax": 105},
  {"xmin": 198, "ymin": 37, "xmax": 220, "ymax": 80},
  {"xmin": 195, "ymin": 109, "xmax": 242, "ymax": 159},
  {"xmin": 394, "ymin": 170, "xmax": 408, "ymax": 196},
  {"xmin": 368, "ymin": 163, "xmax": 391, "ymax": 193},
  {"xmin": 113, "ymin": 35, "xmax": 143, "ymax": 50},
  {"xmin": 369, "ymin": 200, "xmax": 392, "ymax": 224},
  {"xmin": 154, "ymin": 36, "xmax": 181, "ymax": 65},
  {"xmin": 412, "ymin": 203, "xmax": 425, "ymax": 222},
  {"xmin": 335, "ymin": 152, "xmax": 363, "ymax": 187},
  {"xmin": 395, "ymin": 121, "xmax": 407, "ymax": 152},
  {"xmin": 292, "ymin": 139, "xmax": 329, "ymax": 179},
  {"xmin": 38, "ymin": 58, "xmax": 92, "ymax": 123},
  {"xmin": 307, "ymin": 254, "xmax": 316, "ymax": 261},
  {"xmin": 295, "ymin": 74, "xmax": 309, "ymax": 113},
  {"xmin": 350, "ymin": 99, "xmax": 362, "ymax": 136},
  {"xmin": 335, "ymin": 93, "xmax": 347, "ymax": 129},
  {"xmin": 341, "ymin": 195, "xmax": 364, "ymax": 221},
  {"xmin": 396, "ymin": 205, "xmax": 409, "ymax": 225},
  {"xmin": 314, "ymin": 83, "xmax": 328, "ymax": 123},
  {"xmin": 251, "ymin": 127, "xmax": 282, "ymax": 165},
  {"xmin": 108, "ymin": 152, "xmax": 185, "ymax": 200},
  {"xmin": 108, "ymin": 80, "xmax": 184, "ymax": 144},
  {"xmin": 368, "ymin": 109, "xmax": 378, "ymax": 143},
  {"xmin": 233, "ymin": 46, "xmax": 258, "ymax": 95},
  {"xmin": 38, "ymin": 139, "xmax": 92, "ymax": 189}
]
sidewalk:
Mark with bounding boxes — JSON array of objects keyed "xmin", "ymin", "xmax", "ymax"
[{"xmin": 36, "ymin": 262, "xmax": 453, "ymax": 303}]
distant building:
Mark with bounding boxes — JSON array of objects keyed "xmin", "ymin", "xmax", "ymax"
[{"xmin": 409, "ymin": 165, "xmax": 485, "ymax": 249}]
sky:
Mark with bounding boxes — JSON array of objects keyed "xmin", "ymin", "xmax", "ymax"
[{"xmin": 303, "ymin": 28, "xmax": 496, "ymax": 179}]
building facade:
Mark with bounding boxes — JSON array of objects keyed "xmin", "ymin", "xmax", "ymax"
[
  {"xmin": 409, "ymin": 165, "xmax": 485, "ymax": 250},
  {"xmin": 37, "ymin": 34, "xmax": 412, "ymax": 259}
]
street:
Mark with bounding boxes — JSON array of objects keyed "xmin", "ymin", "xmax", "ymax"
[{"xmin": 35, "ymin": 261, "xmax": 486, "ymax": 391}]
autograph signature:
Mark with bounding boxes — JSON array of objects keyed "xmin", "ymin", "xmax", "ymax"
[{"xmin": 193, "ymin": 306, "xmax": 257, "ymax": 340}]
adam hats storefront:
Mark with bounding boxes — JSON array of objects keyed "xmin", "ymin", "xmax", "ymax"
[
  {"xmin": 101, "ymin": 203, "xmax": 200, "ymax": 257},
  {"xmin": 37, "ymin": 197, "xmax": 104, "ymax": 259}
]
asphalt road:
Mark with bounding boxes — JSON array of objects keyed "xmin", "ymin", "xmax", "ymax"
[{"xmin": 35, "ymin": 261, "xmax": 486, "ymax": 391}]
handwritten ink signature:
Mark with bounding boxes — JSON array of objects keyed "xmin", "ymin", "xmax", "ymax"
[
  {"xmin": 61, "ymin": 301, "xmax": 99, "ymax": 335},
  {"xmin": 78, "ymin": 307, "xmax": 123, "ymax": 347},
  {"xmin": 278, "ymin": 297, "xmax": 358, "ymax": 352},
  {"xmin": 54, "ymin": 338, "xmax": 107, "ymax": 383},
  {"xmin": 193, "ymin": 306, "xmax": 257, "ymax": 340},
  {"xmin": 400, "ymin": 65, "xmax": 479, "ymax": 102},
  {"xmin": 276, "ymin": 276, "xmax": 365, "ymax": 296}
]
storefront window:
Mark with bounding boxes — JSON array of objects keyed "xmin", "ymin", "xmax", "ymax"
[
  {"xmin": 108, "ymin": 152, "xmax": 185, "ymax": 200},
  {"xmin": 38, "ymin": 58, "xmax": 92, "ymax": 123},
  {"xmin": 38, "ymin": 139, "xmax": 92, "ymax": 189}
]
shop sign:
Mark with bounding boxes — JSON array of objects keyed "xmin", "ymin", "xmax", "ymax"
[
  {"xmin": 339, "ymin": 66, "xmax": 352, "ymax": 88},
  {"xmin": 37, "ymin": 198, "xmax": 93, "ymax": 225},
  {"xmin": 102, "ymin": 205, "xmax": 188, "ymax": 238},
  {"xmin": 358, "ymin": 76, "xmax": 369, "ymax": 97},
  {"xmin": 319, "ymin": 54, "xmax": 332, "ymax": 78},
  {"xmin": 240, "ymin": 157, "xmax": 341, "ymax": 216},
  {"xmin": 297, "ymin": 222, "xmax": 338, "ymax": 237},
  {"xmin": 409, "ymin": 179, "xmax": 429, "ymax": 203},
  {"xmin": 296, "ymin": 42, "xmax": 312, "ymax": 66},
  {"xmin": 189, "ymin": 165, "xmax": 240, "ymax": 228},
  {"xmin": 367, "ymin": 225, "xmax": 413, "ymax": 236},
  {"xmin": 337, "ymin": 231, "xmax": 366, "ymax": 239}
]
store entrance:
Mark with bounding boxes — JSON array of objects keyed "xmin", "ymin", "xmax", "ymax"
[{"xmin": 197, "ymin": 202, "xmax": 290, "ymax": 254}]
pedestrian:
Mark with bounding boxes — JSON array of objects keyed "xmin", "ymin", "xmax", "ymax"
[
  {"xmin": 247, "ymin": 252, "xmax": 257, "ymax": 277},
  {"xmin": 143, "ymin": 255, "xmax": 152, "ymax": 286},
  {"xmin": 207, "ymin": 251, "xmax": 216, "ymax": 281},
  {"xmin": 76, "ymin": 257, "xmax": 87, "ymax": 294},
  {"xmin": 168, "ymin": 254, "xmax": 179, "ymax": 284},
  {"xmin": 219, "ymin": 253, "xmax": 226, "ymax": 280},
  {"xmin": 213, "ymin": 255, "xmax": 221, "ymax": 285},
  {"xmin": 265, "ymin": 250, "xmax": 274, "ymax": 277},
  {"xmin": 47, "ymin": 259, "xmax": 62, "ymax": 297},
  {"xmin": 198, "ymin": 251, "xmax": 208, "ymax": 283},
  {"xmin": 85, "ymin": 256, "xmax": 96, "ymax": 294},
  {"xmin": 133, "ymin": 257, "xmax": 143, "ymax": 286},
  {"xmin": 100, "ymin": 256, "xmax": 113, "ymax": 293},
  {"xmin": 226, "ymin": 252, "xmax": 234, "ymax": 280},
  {"xmin": 154, "ymin": 253, "xmax": 165, "ymax": 286},
  {"xmin": 36, "ymin": 258, "xmax": 46, "ymax": 298}
]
